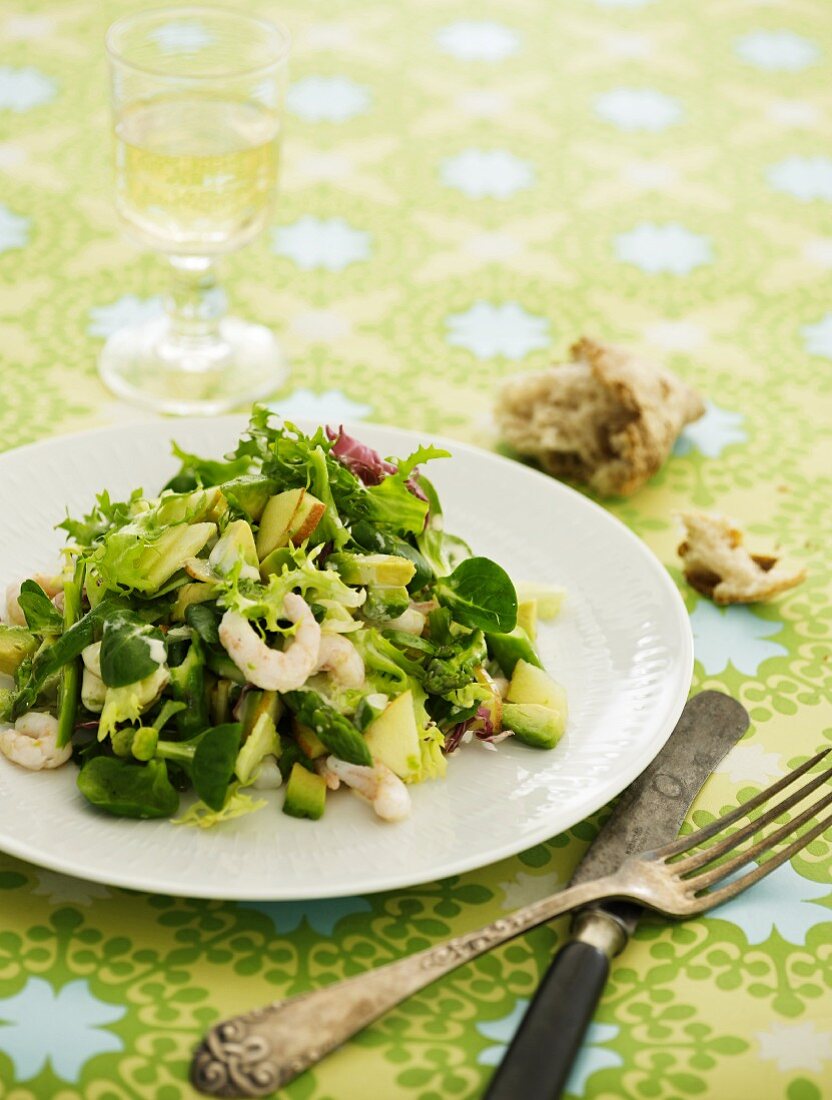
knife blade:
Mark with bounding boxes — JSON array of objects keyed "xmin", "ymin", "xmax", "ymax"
[{"xmin": 484, "ymin": 690, "xmax": 750, "ymax": 1100}]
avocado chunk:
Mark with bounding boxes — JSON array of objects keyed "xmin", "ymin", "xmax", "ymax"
[
  {"xmin": 363, "ymin": 585, "xmax": 411, "ymax": 622},
  {"xmin": 502, "ymin": 702, "xmax": 565, "ymax": 749},
  {"xmin": 155, "ymin": 486, "xmax": 227, "ymax": 526},
  {"xmin": 103, "ymin": 521, "xmax": 216, "ymax": 594},
  {"xmin": 171, "ymin": 582, "xmax": 216, "ymax": 623},
  {"xmin": 235, "ymin": 712, "xmax": 281, "ymax": 785},
  {"xmin": 486, "ymin": 626, "xmax": 542, "ymax": 677},
  {"xmin": 256, "ymin": 488, "xmax": 327, "ymax": 559},
  {"xmin": 0, "ymin": 625, "xmax": 37, "ymax": 676},
  {"xmin": 223, "ymin": 475, "xmax": 278, "ymax": 522},
  {"xmin": 293, "ymin": 719, "xmax": 326, "ymax": 760},
  {"xmin": 329, "ymin": 553, "xmax": 416, "ymax": 588},
  {"xmin": 209, "ymin": 519, "xmax": 259, "ymax": 580},
  {"xmin": 507, "ymin": 659, "xmax": 568, "ymax": 718},
  {"xmin": 239, "ymin": 689, "xmax": 283, "ymax": 738},
  {"xmin": 259, "ymin": 546, "xmax": 296, "ymax": 581},
  {"xmin": 283, "ymin": 762, "xmax": 327, "ymax": 820},
  {"xmin": 363, "ymin": 690, "xmax": 421, "ymax": 781}
]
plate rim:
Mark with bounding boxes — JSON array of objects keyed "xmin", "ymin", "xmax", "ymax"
[{"xmin": 0, "ymin": 416, "xmax": 693, "ymax": 899}]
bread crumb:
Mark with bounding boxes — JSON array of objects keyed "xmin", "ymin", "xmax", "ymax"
[
  {"xmin": 677, "ymin": 511, "xmax": 806, "ymax": 604},
  {"xmin": 496, "ymin": 336, "xmax": 704, "ymax": 496}
]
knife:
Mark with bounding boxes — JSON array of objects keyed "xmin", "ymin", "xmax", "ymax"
[{"xmin": 484, "ymin": 690, "xmax": 750, "ymax": 1100}]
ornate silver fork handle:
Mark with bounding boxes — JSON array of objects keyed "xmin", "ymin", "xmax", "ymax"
[{"xmin": 190, "ymin": 871, "xmax": 644, "ymax": 1098}]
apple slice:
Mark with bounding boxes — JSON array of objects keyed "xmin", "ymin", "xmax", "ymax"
[
  {"xmin": 364, "ymin": 690, "xmax": 421, "ymax": 781},
  {"xmin": 255, "ymin": 488, "xmax": 326, "ymax": 559}
]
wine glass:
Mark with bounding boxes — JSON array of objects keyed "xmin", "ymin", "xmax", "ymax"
[{"xmin": 102, "ymin": 7, "xmax": 291, "ymax": 415}]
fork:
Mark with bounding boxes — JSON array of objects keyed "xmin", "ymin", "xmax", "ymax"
[{"xmin": 191, "ymin": 747, "xmax": 832, "ymax": 1099}]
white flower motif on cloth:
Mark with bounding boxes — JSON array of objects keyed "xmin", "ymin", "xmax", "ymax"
[
  {"xmin": 689, "ymin": 602, "xmax": 787, "ymax": 676},
  {"xmin": 0, "ymin": 978, "xmax": 124, "ymax": 1082},
  {"xmin": 286, "ymin": 76, "xmax": 370, "ymax": 123},
  {"xmin": 802, "ymin": 238, "xmax": 832, "ymax": 268},
  {"xmin": 498, "ymin": 870, "xmax": 563, "ymax": 911},
  {"xmin": 801, "ymin": 312, "xmax": 832, "ymax": 358},
  {"xmin": 445, "ymin": 301, "xmax": 550, "ymax": 360},
  {"xmin": 644, "ymin": 319, "xmax": 707, "ymax": 352},
  {"xmin": 674, "ymin": 402, "xmax": 747, "ymax": 458},
  {"xmin": 31, "ymin": 870, "xmax": 111, "ymax": 906},
  {"xmin": 238, "ymin": 895, "xmax": 372, "ymax": 935},
  {"xmin": 595, "ymin": 88, "xmax": 682, "ymax": 132},
  {"xmin": 615, "ymin": 222, "xmax": 713, "ymax": 274},
  {"xmin": 477, "ymin": 1004, "xmax": 623, "ymax": 1092},
  {"xmin": 735, "ymin": 31, "xmax": 820, "ymax": 72},
  {"xmin": 0, "ymin": 205, "xmax": 30, "ymax": 254},
  {"xmin": 149, "ymin": 20, "xmax": 214, "ymax": 52},
  {"xmin": 767, "ymin": 156, "xmax": 832, "ymax": 201},
  {"xmin": 87, "ymin": 295, "xmax": 163, "ymax": 339},
  {"xmin": 0, "ymin": 66, "xmax": 57, "ymax": 112},
  {"xmin": 4, "ymin": 16, "xmax": 55, "ymax": 39},
  {"xmin": 436, "ymin": 21, "xmax": 520, "ymax": 62},
  {"xmin": 272, "ymin": 216, "xmax": 371, "ymax": 271},
  {"xmin": 290, "ymin": 309, "xmax": 353, "ymax": 343},
  {"xmin": 717, "ymin": 742, "xmax": 783, "ymax": 785},
  {"xmin": 755, "ymin": 1021, "xmax": 832, "ymax": 1072},
  {"xmin": 268, "ymin": 388, "xmax": 371, "ymax": 424},
  {"xmin": 441, "ymin": 149, "xmax": 534, "ymax": 199}
]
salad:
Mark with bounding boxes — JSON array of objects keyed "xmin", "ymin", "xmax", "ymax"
[{"xmin": 0, "ymin": 411, "xmax": 567, "ymax": 827}]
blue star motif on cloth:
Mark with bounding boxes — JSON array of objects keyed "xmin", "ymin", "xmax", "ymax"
[
  {"xmin": 614, "ymin": 223, "xmax": 712, "ymax": 274},
  {"xmin": 710, "ymin": 861, "xmax": 831, "ymax": 946},
  {"xmin": 445, "ymin": 301, "xmax": 549, "ymax": 359},
  {"xmin": 87, "ymin": 295, "xmax": 163, "ymax": 338},
  {"xmin": 238, "ymin": 895, "xmax": 372, "ymax": 935},
  {"xmin": 594, "ymin": 88, "xmax": 682, "ymax": 132},
  {"xmin": 767, "ymin": 156, "xmax": 832, "ymax": 201},
  {"xmin": 269, "ymin": 388, "xmax": 372, "ymax": 424},
  {"xmin": 801, "ymin": 313, "xmax": 832, "ymax": 358},
  {"xmin": 0, "ymin": 205, "xmax": 30, "ymax": 254},
  {"xmin": 435, "ymin": 21, "xmax": 520, "ymax": 61},
  {"xmin": 0, "ymin": 66, "xmax": 57, "ymax": 111},
  {"xmin": 0, "ymin": 978, "xmax": 124, "ymax": 1082},
  {"xmin": 674, "ymin": 402, "xmax": 747, "ymax": 458},
  {"xmin": 734, "ymin": 31, "xmax": 820, "ymax": 72},
  {"xmin": 272, "ymin": 216, "xmax": 371, "ymax": 271},
  {"xmin": 440, "ymin": 149, "xmax": 534, "ymax": 198},
  {"xmin": 286, "ymin": 76, "xmax": 370, "ymax": 123},
  {"xmin": 689, "ymin": 601, "xmax": 787, "ymax": 676},
  {"xmin": 476, "ymin": 1002, "xmax": 622, "ymax": 1092}
]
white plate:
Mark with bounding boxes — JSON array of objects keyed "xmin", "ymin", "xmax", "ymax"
[{"xmin": 0, "ymin": 417, "xmax": 692, "ymax": 899}]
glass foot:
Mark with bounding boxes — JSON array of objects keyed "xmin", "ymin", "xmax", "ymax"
[{"xmin": 99, "ymin": 315, "xmax": 288, "ymax": 416}]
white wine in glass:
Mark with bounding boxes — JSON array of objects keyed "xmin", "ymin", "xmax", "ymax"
[{"xmin": 103, "ymin": 8, "xmax": 291, "ymax": 415}]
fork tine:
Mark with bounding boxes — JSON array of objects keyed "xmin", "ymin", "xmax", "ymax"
[
  {"xmin": 654, "ymin": 747, "xmax": 831, "ymax": 859},
  {"xmin": 690, "ymin": 809, "xmax": 832, "ymax": 911},
  {"xmin": 683, "ymin": 786, "xmax": 832, "ymax": 892},
  {"xmin": 670, "ymin": 761, "xmax": 832, "ymax": 875}
]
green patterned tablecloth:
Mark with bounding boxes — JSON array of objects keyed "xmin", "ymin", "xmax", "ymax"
[{"xmin": 1, "ymin": 1, "xmax": 831, "ymax": 1098}]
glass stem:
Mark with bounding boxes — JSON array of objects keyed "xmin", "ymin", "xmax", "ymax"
[{"xmin": 164, "ymin": 256, "xmax": 228, "ymax": 359}]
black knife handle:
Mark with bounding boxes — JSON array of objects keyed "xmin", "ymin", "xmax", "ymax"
[{"xmin": 483, "ymin": 939, "xmax": 610, "ymax": 1100}]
